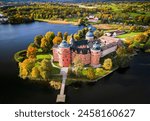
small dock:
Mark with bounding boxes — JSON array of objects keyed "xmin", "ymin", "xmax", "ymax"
[{"xmin": 56, "ymin": 67, "xmax": 68, "ymax": 103}]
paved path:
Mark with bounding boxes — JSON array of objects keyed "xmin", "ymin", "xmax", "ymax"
[
  {"xmin": 56, "ymin": 67, "xmax": 68, "ymax": 103},
  {"xmin": 50, "ymin": 54, "xmax": 60, "ymax": 69}
]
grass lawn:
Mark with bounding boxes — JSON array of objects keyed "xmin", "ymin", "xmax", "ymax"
[
  {"xmin": 36, "ymin": 54, "xmax": 51, "ymax": 60},
  {"xmin": 51, "ymin": 67, "xmax": 60, "ymax": 75},
  {"xmin": 117, "ymin": 32, "xmax": 141, "ymax": 39}
]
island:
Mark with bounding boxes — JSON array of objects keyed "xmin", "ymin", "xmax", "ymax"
[
  {"xmin": 5, "ymin": 1, "xmax": 148, "ymax": 102},
  {"xmin": 14, "ymin": 24, "xmax": 150, "ymax": 102}
]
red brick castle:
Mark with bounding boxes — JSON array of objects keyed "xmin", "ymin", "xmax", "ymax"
[{"xmin": 53, "ymin": 27, "xmax": 120, "ymax": 67}]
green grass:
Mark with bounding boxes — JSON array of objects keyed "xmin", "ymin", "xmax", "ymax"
[
  {"xmin": 36, "ymin": 54, "xmax": 51, "ymax": 60},
  {"xmin": 14, "ymin": 50, "xmax": 27, "ymax": 62},
  {"xmin": 117, "ymin": 32, "xmax": 141, "ymax": 39},
  {"xmin": 51, "ymin": 67, "xmax": 60, "ymax": 75}
]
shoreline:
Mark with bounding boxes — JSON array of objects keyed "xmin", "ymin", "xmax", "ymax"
[{"xmin": 35, "ymin": 19, "xmax": 79, "ymax": 26}]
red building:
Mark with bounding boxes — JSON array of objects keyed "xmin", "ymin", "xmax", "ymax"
[{"xmin": 53, "ymin": 28, "xmax": 119, "ymax": 67}]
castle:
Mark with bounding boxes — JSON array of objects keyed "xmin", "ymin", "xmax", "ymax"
[{"xmin": 53, "ymin": 27, "xmax": 120, "ymax": 67}]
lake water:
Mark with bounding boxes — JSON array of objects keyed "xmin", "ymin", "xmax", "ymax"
[{"xmin": 0, "ymin": 22, "xmax": 150, "ymax": 104}]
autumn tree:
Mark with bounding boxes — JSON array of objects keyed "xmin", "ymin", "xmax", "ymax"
[
  {"xmin": 78, "ymin": 30, "xmax": 84, "ymax": 39},
  {"xmin": 40, "ymin": 59, "xmax": 52, "ymax": 71},
  {"xmin": 31, "ymin": 67, "xmax": 41, "ymax": 78},
  {"xmin": 73, "ymin": 55, "xmax": 84, "ymax": 76},
  {"xmin": 38, "ymin": 59, "xmax": 52, "ymax": 80},
  {"xmin": 74, "ymin": 33, "xmax": 80, "ymax": 41},
  {"xmin": 45, "ymin": 31, "xmax": 55, "ymax": 47},
  {"xmin": 19, "ymin": 58, "xmax": 35, "ymax": 79},
  {"xmin": 67, "ymin": 35, "xmax": 71, "ymax": 44},
  {"xmin": 27, "ymin": 45, "xmax": 37, "ymax": 58},
  {"xmin": 95, "ymin": 68, "xmax": 106, "ymax": 76},
  {"xmin": 130, "ymin": 26, "xmax": 137, "ymax": 32},
  {"xmin": 116, "ymin": 47, "xmax": 131, "ymax": 68},
  {"xmin": 57, "ymin": 32, "xmax": 63, "ymax": 39},
  {"xmin": 134, "ymin": 33, "xmax": 148, "ymax": 43},
  {"xmin": 86, "ymin": 67, "xmax": 95, "ymax": 80},
  {"xmin": 124, "ymin": 37, "xmax": 134, "ymax": 45},
  {"xmin": 64, "ymin": 32, "xmax": 68, "ymax": 40},
  {"xmin": 94, "ymin": 30, "xmax": 104, "ymax": 39},
  {"xmin": 34, "ymin": 35, "xmax": 43, "ymax": 47},
  {"xmin": 40, "ymin": 37, "xmax": 50, "ymax": 52},
  {"xmin": 102, "ymin": 58, "xmax": 113, "ymax": 70},
  {"xmin": 45, "ymin": 31, "xmax": 55, "ymax": 42},
  {"xmin": 53, "ymin": 36, "xmax": 62, "ymax": 45}
]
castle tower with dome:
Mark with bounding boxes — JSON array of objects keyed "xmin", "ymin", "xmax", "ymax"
[
  {"xmin": 90, "ymin": 41, "xmax": 101, "ymax": 67},
  {"xmin": 85, "ymin": 27, "xmax": 94, "ymax": 41},
  {"xmin": 58, "ymin": 39, "xmax": 71, "ymax": 67}
]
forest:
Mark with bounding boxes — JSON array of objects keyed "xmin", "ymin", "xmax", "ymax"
[{"xmin": 0, "ymin": 2, "xmax": 150, "ymax": 25}]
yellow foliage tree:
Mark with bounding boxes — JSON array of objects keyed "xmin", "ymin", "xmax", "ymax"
[
  {"xmin": 102, "ymin": 58, "xmax": 113, "ymax": 70},
  {"xmin": 134, "ymin": 33, "xmax": 147, "ymax": 43},
  {"xmin": 124, "ymin": 37, "xmax": 134, "ymax": 45},
  {"xmin": 86, "ymin": 67, "xmax": 95, "ymax": 80},
  {"xmin": 31, "ymin": 67, "xmax": 41, "ymax": 78},
  {"xmin": 40, "ymin": 37, "xmax": 50, "ymax": 52},
  {"xmin": 19, "ymin": 59, "xmax": 35, "ymax": 79},
  {"xmin": 67, "ymin": 35, "xmax": 71, "ymax": 44},
  {"xmin": 74, "ymin": 33, "xmax": 80, "ymax": 41}
]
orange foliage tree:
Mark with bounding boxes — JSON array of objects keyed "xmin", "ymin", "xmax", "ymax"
[
  {"xmin": 27, "ymin": 46, "xmax": 37, "ymax": 58},
  {"xmin": 53, "ymin": 36, "xmax": 62, "ymax": 45}
]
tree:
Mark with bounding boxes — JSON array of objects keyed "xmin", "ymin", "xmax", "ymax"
[
  {"xmin": 40, "ymin": 71, "xmax": 51, "ymax": 81},
  {"xmin": 57, "ymin": 32, "xmax": 63, "ymax": 39},
  {"xmin": 19, "ymin": 58, "xmax": 35, "ymax": 79},
  {"xmin": 45, "ymin": 31, "xmax": 55, "ymax": 47},
  {"xmin": 116, "ymin": 47, "xmax": 127, "ymax": 56},
  {"xmin": 144, "ymin": 39, "xmax": 150, "ymax": 50},
  {"xmin": 31, "ymin": 67, "xmax": 41, "ymax": 78},
  {"xmin": 73, "ymin": 55, "xmax": 84, "ymax": 76},
  {"xmin": 26, "ymin": 46, "xmax": 37, "ymax": 58},
  {"xmin": 124, "ymin": 37, "xmax": 134, "ymax": 45},
  {"xmin": 116, "ymin": 47, "xmax": 131, "ymax": 68},
  {"xmin": 102, "ymin": 58, "xmax": 113, "ymax": 70},
  {"xmin": 53, "ymin": 36, "xmax": 62, "ymax": 45},
  {"xmin": 40, "ymin": 59, "xmax": 52, "ymax": 72},
  {"xmin": 134, "ymin": 33, "xmax": 147, "ymax": 43},
  {"xmin": 74, "ymin": 33, "xmax": 80, "ymax": 41},
  {"xmin": 130, "ymin": 26, "xmax": 137, "ymax": 32},
  {"xmin": 95, "ymin": 68, "xmax": 106, "ymax": 76},
  {"xmin": 40, "ymin": 37, "xmax": 50, "ymax": 52},
  {"xmin": 94, "ymin": 30, "xmax": 103, "ymax": 39},
  {"xmin": 45, "ymin": 31, "xmax": 55, "ymax": 42},
  {"xmin": 64, "ymin": 32, "xmax": 68, "ymax": 40},
  {"xmin": 38, "ymin": 59, "xmax": 52, "ymax": 80},
  {"xmin": 86, "ymin": 67, "xmax": 95, "ymax": 80},
  {"xmin": 78, "ymin": 30, "xmax": 84, "ymax": 38},
  {"xmin": 34, "ymin": 35, "xmax": 43, "ymax": 47},
  {"xmin": 67, "ymin": 35, "xmax": 71, "ymax": 44}
]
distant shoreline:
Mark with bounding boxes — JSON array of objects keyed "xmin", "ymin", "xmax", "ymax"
[{"xmin": 35, "ymin": 19, "xmax": 78, "ymax": 26}]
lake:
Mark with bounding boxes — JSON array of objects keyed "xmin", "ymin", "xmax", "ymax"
[{"xmin": 0, "ymin": 22, "xmax": 150, "ymax": 104}]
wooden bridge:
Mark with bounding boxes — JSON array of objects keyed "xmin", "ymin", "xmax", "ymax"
[{"xmin": 56, "ymin": 67, "xmax": 68, "ymax": 103}]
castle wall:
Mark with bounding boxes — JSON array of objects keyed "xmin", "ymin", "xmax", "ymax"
[
  {"xmin": 91, "ymin": 50, "xmax": 101, "ymax": 66},
  {"xmin": 58, "ymin": 48, "xmax": 71, "ymax": 67},
  {"xmin": 72, "ymin": 53, "xmax": 91, "ymax": 65},
  {"xmin": 101, "ymin": 46, "xmax": 117, "ymax": 57},
  {"xmin": 53, "ymin": 48, "xmax": 59, "ymax": 62}
]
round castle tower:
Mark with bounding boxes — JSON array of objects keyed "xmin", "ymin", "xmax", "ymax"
[
  {"xmin": 91, "ymin": 41, "xmax": 101, "ymax": 67},
  {"xmin": 58, "ymin": 39, "xmax": 71, "ymax": 67},
  {"xmin": 86, "ymin": 27, "xmax": 94, "ymax": 42}
]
